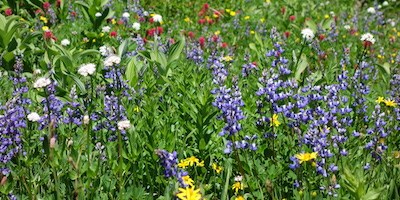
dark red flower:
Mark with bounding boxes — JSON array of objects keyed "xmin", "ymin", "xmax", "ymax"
[
  {"xmin": 188, "ymin": 31, "xmax": 195, "ymax": 39},
  {"xmin": 284, "ymin": 31, "xmax": 290, "ymax": 38},
  {"xmin": 198, "ymin": 18, "xmax": 206, "ymax": 24},
  {"xmin": 149, "ymin": 17, "xmax": 154, "ymax": 23},
  {"xmin": 43, "ymin": 2, "xmax": 51, "ymax": 11},
  {"xmin": 318, "ymin": 34, "xmax": 325, "ymax": 41},
  {"xmin": 5, "ymin": 8, "xmax": 12, "ymax": 16},
  {"xmin": 110, "ymin": 31, "xmax": 117, "ymax": 37},
  {"xmin": 289, "ymin": 15, "xmax": 296, "ymax": 21},
  {"xmin": 44, "ymin": 30, "xmax": 57, "ymax": 41},
  {"xmin": 221, "ymin": 42, "xmax": 228, "ymax": 48},
  {"xmin": 199, "ymin": 36, "xmax": 205, "ymax": 48},
  {"xmin": 212, "ymin": 35, "xmax": 219, "ymax": 42}
]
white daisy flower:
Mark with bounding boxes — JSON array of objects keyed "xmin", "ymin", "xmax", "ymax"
[
  {"xmin": 33, "ymin": 77, "xmax": 51, "ymax": 89},
  {"xmin": 78, "ymin": 63, "xmax": 96, "ymax": 77},
  {"xmin": 117, "ymin": 120, "xmax": 131, "ymax": 131},
  {"xmin": 301, "ymin": 28, "xmax": 315, "ymax": 42},
  {"xmin": 27, "ymin": 112, "xmax": 41, "ymax": 122}
]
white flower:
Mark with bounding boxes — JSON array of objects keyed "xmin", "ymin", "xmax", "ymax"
[
  {"xmin": 61, "ymin": 39, "xmax": 70, "ymax": 46},
  {"xmin": 344, "ymin": 25, "xmax": 351, "ymax": 30},
  {"xmin": 367, "ymin": 7, "xmax": 376, "ymax": 14},
  {"xmin": 122, "ymin": 12, "xmax": 130, "ymax": 18},
  {"xmin": 143, "ymin": 11, "xmax": 149, "ymax": 16},
  {"xmin": 27, "ymin": 112, "xmax": 41, "ymax": 122},
  {"xmin": 360, "ymin": 33, "xmax": 376, "ymax": 44},
  {"xmin": 33, "ymin": 77, "xmax": 51, "ymax": 89},
  {"xmin": 132, "ymin": 22, "xmax": 141, "ymax": 31},
  {"xmin": 152, "ymin": 14, "xmax": 162, "ymax": 23},
  {"xmin": 234, "ymin": 175, "xmax": 243, "ymax": 182},
  {"xmin": 78, "ymin": 63, "xmax": 96, "ymax": 77},
  {"xmin": 99, "ymin": 45, "xmax": 113, "ymax": 57},
  {"xmin": 102, "ymin": 26, "xmax": 111, "ymax": 33},
  {"xmin": 104, "ymin": 55, "xmax": 121, "ymax": 67},
  {"xmin": 301, "ymin": 28, "xmax": 315, "ymax": 42},
  {"xmin": 383, "ymin": 1, "xmax": 389, "ymax": 6},
  {"xmin": 33, "ymin": 69, "xmax": 42, "ymax": 75},
  {"xmin": 83, "ymin": 115, "xmax": 90, "ymax": 125},
  {"xmin": 117, "ymin": 120, "xmax": 131, "ymax": 131},
  {"xmin": 95, "ymin": 12, "xmax": 102, "ymax": 17}
]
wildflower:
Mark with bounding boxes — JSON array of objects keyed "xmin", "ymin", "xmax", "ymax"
[
  {"xmin": 212, "ymin": 163, "xmax": 223, "ymax": 174},
  {"xmin": 184, "ymin": 17, "xmax": 191, "ymax": 23},
  {"xmin": 232, "ymin": 182, "xmax": 243, "ymax": 194},
  {"xmin": 178, "ymin": 160, "xmax": 190, "ymax": 168},
  {"xmin": 83, "ymin": 115, "xmax": 90, "ymax": 125},
  {"xmin": 40, "ymin": 16, "xmax": 48, "ymax": 23},
  {"xmin": 360, "ymin": 33, "xmax": 376, "ymax": 47},
  {"xmin": 375, "ymin": 96, "xmax": 385, "ymax": 103},
  {"xmin": 122, "ymin": 12, "xmax": 130, "ymax": 18},
  {"xmin": 117, "ymin": 120, "xmax": 131, "ymax": 131},
  {"xmin": 244, "ymin": 16, "xmax": 250, "ymax": 20},
  {"xmin": 367, "ymin": 7, "xmax": 376, "ymax": 14},
  {"xmin": 132, "ymin": 22, "xmax": 140, "ymax": 31},
  {"xmin": 384, "ymin": 99, "xmax": 397, "ymax": 107},
  {"xmin": 104, "ymin": 55, "xmax": 121, "ymax": 67},
  {"xmin": 295, "ymin": 152, "xmax": 318, "ymax": 164},
  {"xmin": 235, "ymin": 196, "xmax": 245, "ymax": 200},
  {"xmin": 176, "ymin": 186, "xmax": 201, "ymax": 200},
  {"xmin": 43, "ymin": 30, "xmax": 57, "ymax": 41},
  {"xmin": 33, "ymin": 77, "xmax": 51, "ymax": 89},
  {"xmin": 42, "ymin": 26, "xmax": 49, "ymax": 31},
  {"xmin": 134, "ymin": 106, "xmax": 140, "ymax": 112},
  {"xmin": 289, "ymin": 15, "xmax": 296, "ymax": 21},
  {"xmin": 102, "ymin": 26, "xmax": 111, "ymax": 33},
  {"xmin": 301, "ymin": 28, "xmax": 315, "ymax": 42},
  {"xmin": 43, "ymin": 2, "xmax": 51, "ymax": 10},
  {"xmin": 78, "ymin": 63, "xmax": 96, "ymax": 76},
  {"xmin": 382, "ymin": 1, "xmax": 388, "ymax": 6},
  {"xmin": 230, "ymin": 11, "xmax": 236, "ymax": 16},
  {"xmin": 182, "ymin": 175, "xmax": 194, "ymax": 187},
  {"xmin": 27, "ymin": 112, "xmax": 41, "ymax": 122},
  {"xmin": 110, "ymin": 31, "xmax": 117, "ymax": 37},
  {"xmin": 223, "ymin": 56, "xmax": 233, "ymax": 62},
  {"xmin": 152, "ymin": 14, "xmax": 162, "ymax": 23},
  {"xmin": 99, "ymin": 46, "xmax": 113, "ymax": 57},
  {"xmin": 270, "ymin": 114, "xmax": 281, "ymax": 127},
  {"xmin": 324, "ymin": 14, "xmax": 329, "ymax": 19},
  {"xmin": 186, "ymin": 156, "xmax": 199, "ymax": 166},
  {"xmin": 5, "ymin": 8, "xmax": 12, "ymax": 16},
  {"xmin": 95, "ymin": 12, "xmax": 102, "ymax": 17},
  {"xmin": 61, "ymin": 39, "xmax": 70, "ymax": 46},
  {"xmin": 234, "ymin": 175, "xmax": 243, "ymax": 182},
  {"xmin": 344, "ymin": 25, "xmax": 351, "ymax": 30}
]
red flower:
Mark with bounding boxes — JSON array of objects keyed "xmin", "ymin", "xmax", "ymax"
[
  {"xmin": 117, "ymin": 19, "xmax": 124, "ymax": 25},
  {"xmin": 70, "ymin": 11, "xmax": 77, "ymax": 17},
  {"xmin": 56, "ymin": 0, "xmax": 61, "ymax": 7},
  {"xmin": 212, "ymin": 35, "xmax": 219, "ymax": 42},
  {"xmin": 43, "ymin": 2, "xmax": 51, "ymax": 11},
  {"xmin": 207, "ymin": 19, "xmax": 214, "ymax": 25},
  {"xmin": 156, "ymin": 26, "xmax": 164, "ymax": 35},
  {"xmin": 284, "ymin": 31, "xmax": 290, "ymax": 38},
  {"xmin": 35, "ymin": 9, "xmax": 43, "ymax": 14},
  {"xmin": 318, "ymin": 34, "xmax": 325, "ymax": 41},
  {"xmin": 199, "ymin": 36, "xmax": 205, "ymax": 48},
  {"xmin": 289, "ymin": 15, "xmax": 296, "ymax": 21},
  {"xmin": 203, "ymin": 3, "xmax": 209, "ymax": 10},
  {"xmin": 5, "ymin": 8, "xmax": 12, "ymax": 16},
  {"xmin": 363, "ymin": 41, "xmax": 372, "ymax": 48},
  {"xmin": 221, "ymin": 42, "xmax": 228, "ymax": 48},
  {"xmin": 188, "ymin": 31, "xmax": 195, "ymax": 39},
  {"xmin": 252, "ymin": 61, "xmax": 257, "ymax": 66},
  {"xmin": 169, "ymin": 38, "xmax": 175, "ymax": 44},
  {"xmin": 281, "ymin": 7, "xmax": 286, "ymax": 15},
  {"xmin": 110, "ymin": 31, "xmax": 117, "ymax": 37},
  {"xmin": 44, "ymin": 30, "xmax": 57, "ymax": 41},
  {"xmin": 198, "ymin": 18, "xmax": 206, "ymax": 24},
  {"xmin": 149, "ymin": 17, "xmax": 154, "ymax": 23}
]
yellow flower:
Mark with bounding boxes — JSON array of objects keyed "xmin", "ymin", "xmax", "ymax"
[
  {"xmin": 99, "ymin": 33, "xmax": 104, "ymax": 37},
  {"xmin": 182, "ymin": 175, "xmax": 194, "ymax": 187},
  {"xmin": 265, "ymin": 0, "xmax": 271, "ymax": 3},
  {"xmin": 295, "ymin": 152, "xmax": 318, "ymax": 164},
  {"xmin": 324, "ymin": 14, "xmax": 329, "ymax": 19},
  {"xmin": 244, "ymin": 16, "xmax": 250, "ymax": 20},
  {"xmin": 311, "ymin": 191, "xmax": 317, "ymax": 197},
  {"xmin": 134, "ymin": 106, "xmax": 140, "ymax": 112},
  {"xmin": 250, "ymin": 30, "xmax": 255, "ymax": 34},
  {"xmin": 226, "ymin": 9, "xmax": 232, "ymax": 13},
  {"xmin": 197, "ymin": 160, "xmax": 204, "ymax": 167},
  {"xmin": 230, "ymin": 11, "xmax": 236, "ymax": 16},
  {"xmin": 177, "ymin": 186, "xmax": 202, "ymax": 200},
  {"xmin": 377, "ymin": 54, "xmax": 384, "ymax": 59},
  {"xmin": 213, "ymin": 14, "xmax": 219, "ymax": 18},
  {"xmin": 235, "ymin": 195, "xmax": 245, "ymax": 200},
  {"xmin": 270, "ymin": 114, "xmax": 281, "ymax": 127},
  {"xmin": 232, "ymin": 182, "xmax": 243, "ymax": 194},
  {"xmin": 178, "ymin": 160, "xmax": 190, "ymax": 168},
  {"xmin": 111, "ymin": 18, "xmax": 116, "ymax": 24},
  {"xmin": 184, "ymin": 17, "xmax": 191, "ymax": 23},
  {"xmin": 214, "ymin": 30, "xmax": 221, "ymax": 35},
  {"xmin": 40, "ymin": 16, "xmax": 48, "ymax": 24},
  {"xmin": 375, "ymin": 96, "xmax": 385, "ymax": 104},
  {"xmin": 42, "ymin": 26, "xmax": 49, "ymax": 31},
  {"xmin": 384, "ymin": 99, "xmax": 397, "ymax": 107},
  {"xmin": 186, "ymin": 156, "xmax": 199, "ymax": 166},
  {"xmin": 223, "ymin": 56, "xmax": 233, "ymax": 62},
  {"xmin": 212, "ymin": 163, "xmax": 223, "ymax": 174},
  {"xmin": 260, "ymin": 18, "xmax": 265, "ymax": 23}
]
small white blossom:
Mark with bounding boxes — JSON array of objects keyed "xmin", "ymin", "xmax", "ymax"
[
  {"xmin": 61, "ymin": 39, "xmax": 70, "ymax": 46},
  {"xmin": 83, "ymin": 115, "xmax": 90, "ymax": 125},
  {"xmin": 143, "ymin": 11, "xmax": 149, "ymax": 16},
  {"xmin": 367, "ymin": 7, "xmax": 376, "ymax": 14},
  {"xmin": 102, "ymin": 26, "xmax": 111, "ymax": 33},
  {"xmin": 99, "ymin": 45, "xmax": 114, "ymax": 57},
  {"xmin": 383, "ymin": 1, "xmax": 389, "ymax": 6},
  {"xmin": 152, "ymin": 14, "xmax": 162, "ymax": 23},
  {"xmin": 104, "ymin": 55, "xmax": 121, "ymax": 67},
  {"xmin": 132, "ymin": 22, "xmax": 141, "ymax": 31},
  {"xmin": 234, "ymin": 176, "xmax": 243, "ymax": 182},
  {"xmin": 301, "ymin": 28, "xmax": 315, "ymax": 42},
  {"xmin": 27, "ymin": 112, "xmax": 41, "ymax": 122},
  {"xmin": 344, "ymin": 25, "xmax": 351, "ymax": 30},
  {"xmin": 78, "ymin": 63, "xmax": 96, "ymax": 77},
  {"xmin": 117, "ymin": 120, "xmax": 131, "ymax": 131},
  {"xmin": 360, "ymin": 33, "xmax": 376, "ymax": 44},
  {"xmin": 95, "ymin": 12, "xmax": 102, "ymax": 17},
  {"xmin": 33, "ymin": 77, "xmax": 51, "ymax": 89},
  {"xmin": 122, "ymin": 12, "xmax": 130, "ymax": 18},
  {"xmin": 33, "ymin": 69, "xmax": 42, "ymax": 75}
]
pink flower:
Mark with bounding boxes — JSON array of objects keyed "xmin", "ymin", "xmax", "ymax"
[{"xmin": 5, "ymin": 8, "xmax": 12, "ymax": 16}]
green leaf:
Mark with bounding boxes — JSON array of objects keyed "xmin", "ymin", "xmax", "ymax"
[
  {"xmin": 295, "ymin": 55, "xmax": 308, "ymax": 81},
  {"xmin": 167, "ymin": 36, "xmax": 185, "ymax": 63}
]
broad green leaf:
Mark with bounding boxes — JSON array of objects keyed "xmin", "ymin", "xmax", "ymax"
[
  {"xmin": 167, "ymin": 36, "xmax": 185, "ymax": 63},
  {"xmin": 295, "ymin": 55, "xmax": 308, "ymax": 81}
]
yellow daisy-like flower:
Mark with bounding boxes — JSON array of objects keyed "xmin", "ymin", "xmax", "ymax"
[
  {"xmin": 214, "ymin": 30, "xmax": 221, "ymax": 35},
  {"xmin": 40, "ymin": 16, "xmax": 48, "ymax": 24},
  {"xmin": 230, "ymin": 11, "xmax": 236, "ymax": 17},
  {"xmin": 134, "ymin": 106, "xmax": 140, "ymax": 112},
  {"xmin": 42, "ymin": 26, "xmax": 49, "ymax": 31},
  {"xmin": 232, "ymin": 182, "xmax": 243, "ymax": 194},
  {"xmin": 184, "ymin": 17, "xmax": 191, "ymax": 23},
  {"xmin": 376, "ymin": 97, "xmax": 385, "ymax": 104},
  {"xmin": 182, "ymin": 175, "xmax": 194, "ymax": 187},
  {"xmin": 223, "ymin": 56, "xmax": 233, "ymax": 62},
  {"xmin": 295, "ymin": 152, "xmax": 318, "ymax": 164},
  {"xmin": 197, "ymin": 160, "xmax": 204, "ymax": 167},
  {"xmin": 384, "ymin": 99, "xmax": 397, "ymax": 107},
  {"xmin": 324, "ymin": 14, "xmax": 329, "ymax": 19},
  {"xmin": 111, "ymin": 18, "xmax": 116, "ymax": 24},
  {"xmin": 260, "ymin": 18, "xmax": 265, "ymax": 23},
  {"xmin": 244, "ymin": 16, "xmax": 250, "ymax": 20},
  {"xmin": 235, "ymin": 195, "xmax": 245, "ymax": 200},
  {"xmin": 186, "ymin": 156, "xmax": 199, "ymax": 166},
  {"xmin": 178, "ymin": 160, "xmax": 190, "ymax": 168},
  {"xmin": 250, "ymin": 30, "xmax": 255, "ymax": 34},
  {"xmin": 270, "ymin": 114, "xmax": 281, "ymax": 127},
  {"xmin": 177, "ymin": 186, "xmax": 202, "ymax": 200},
  {"xmin": 212, "ymin": 163, "xmax": 223, "ymax": 174}
]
